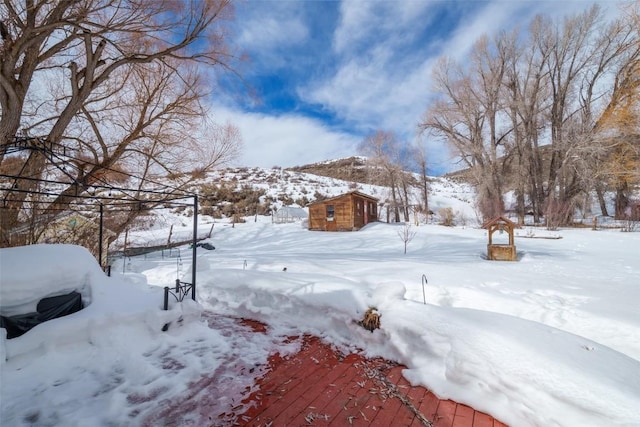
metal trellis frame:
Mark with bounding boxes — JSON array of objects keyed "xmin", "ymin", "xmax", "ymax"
[{"xmin": 1, "ymin": 147, "xmax": 200, "ymax": 304}]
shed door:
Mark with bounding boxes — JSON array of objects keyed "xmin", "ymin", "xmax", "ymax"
[
  {"xmin": 326, "ymin": 204, "xmax": 336, "ymax": 231},
  {"xmin": 354, "ymin": 199, "xmax": 364, "ymax": 228},
  {"xmin": 363, "ymin": 201, "xmax": 369, "ymax": 225}
]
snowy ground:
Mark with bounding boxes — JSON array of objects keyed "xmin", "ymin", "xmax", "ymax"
[{"xmin": 1, "ymin": 218, "xmax": 639, "ymax": 427}]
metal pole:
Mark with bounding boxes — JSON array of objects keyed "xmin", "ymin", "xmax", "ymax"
[
  {"xmin": 191, "ymin": 194, "xmax": 197, "ymax": 301},
  {"xmin": 164, "ymin": 286, "xmax": 169, "ymax": 310},
  {"xmin": 99, "ymin": 203, "xmax": 104, "ymax": 268},
  {"xmin": 422, "ymin": 274, "xmax": 428, "ymax": 305}
]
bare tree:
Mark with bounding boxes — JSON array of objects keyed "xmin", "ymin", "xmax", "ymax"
[
  {"xmin": 358, "ymin": 130, "xmax": 405, "ymax": 222},
  {"xmin": 422, "ymin": 33, "xmax": 514, "ymax": 222},
  {"xmin": 422, "ymin": 4, "xmax": 638, "ymax": 226},
  {"xmin": 411, "ymin": 137, "xmax": 430, "ymax": 218},
  {"xmin": 0, "ymin": 0, "xmax": 241, "ymax": 245},
  {"xmin": 397, "ymin": 223, "xmax": 417, "ymax": 254},
  {"xmin": 502, "ymin": 25, "xmax": 551, "ymax": 224},
  {"xmin": 589, "ymin": 5, "xmax": 640, "ymax": 219},
  {"xmin": 534, "ymin": 5, "xmax": 636, "ymax": 224}
]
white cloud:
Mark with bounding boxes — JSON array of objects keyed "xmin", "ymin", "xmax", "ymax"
[
  {"xmin": 208, "ymin": 104, "xmax": 361, "ymax": 168},
  {"xmin": 444, "ymin": 2, "xmax": 524, "ymax": 61},
  {"xmin": 238, "ymin": 16, "xmax": 308, "ymax": 51},
  {"xmin": 307, "ymin": 1, "xmax": 532, "ymax": 134},
  {"xmin": 332, "ymin": 1, "xmax": 378, "ymax": 54},
  {"xmin": 233, "ymin": 2, "xmax": 309, "ymax": 70},
  {"xmin": 301, "ymin": 56, "xmax": 432, "ymax": 138},
  {"xmin": 333, "ymin": 1, "xmax": 434, "ymax": 55}
]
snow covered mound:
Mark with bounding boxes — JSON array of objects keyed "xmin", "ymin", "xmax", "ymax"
[
  {"xmin": 0, "ymin": 244, "xmax": 291, "ymax": 426},
  {"xmin": 0, "ymin": 244, "xmax": 100, "ymax": 316},
  {"xmin": 0, "ymin": 244, "xmax": 180, "ymax": 364}
]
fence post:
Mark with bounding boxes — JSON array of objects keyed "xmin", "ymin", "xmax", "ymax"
[
  {"xmin": 99, "ymin": 203, "xmax": 104, "ymax": 268},
  {"xmin": 191, "ymin": 194, "xmax": 197, "ymax": 301},
  {"xmin": 163, "ymin": 287, "xmax": 169, "ymax": 311},
  {"xmin": 175, "ymin": 278, "xmax": 180, "ymax": 293}
]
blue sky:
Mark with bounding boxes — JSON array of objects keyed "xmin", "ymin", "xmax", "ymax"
[{"xmin": 210, "ymin": 0, "xmax": 620, "ymax": 175}]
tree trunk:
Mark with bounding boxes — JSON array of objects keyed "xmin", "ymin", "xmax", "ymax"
[
  {"xmin": 516, "ymin": 188, "xmax": 526, "ymax": 225},
  {"xmin": 595, "ymin": 183, "xmax": 609, "ymax": 217},
  {"xmin": 401, "ymin": 178, "xmax": 410, "ymax": 222},
  {"xmin": 390, "ymin": 183, "xmax": 400, "ymax": 223},
  {"xmin": 614, "ymin": 182, "xmax": 630, "ymax": 219}
]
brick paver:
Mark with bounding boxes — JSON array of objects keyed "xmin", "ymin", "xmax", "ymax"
[{"xmin": 240, "ymin": 334, "xmax": 507, "ymax": 427}]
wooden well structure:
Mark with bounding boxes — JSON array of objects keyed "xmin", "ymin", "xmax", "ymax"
[{"xmin": 482, "ymin": 216, "xmax": 519, "ymax": 261}]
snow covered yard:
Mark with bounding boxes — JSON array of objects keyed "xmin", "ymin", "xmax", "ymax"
[{"xmin": 1, "ymin": 219, "xmax": 639, "ymax": 426}]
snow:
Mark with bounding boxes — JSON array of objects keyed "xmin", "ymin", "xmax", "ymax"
[
  {"xmin": 0, "ymin": 244, "xmax": 99, "ymax": 316},
  {"xmin": 2, "ymin": 216, "xmax": 640, "ymax": 426}
]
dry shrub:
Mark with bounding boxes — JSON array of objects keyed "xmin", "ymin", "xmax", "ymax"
[
  {"xmin": 358, "ymin": 307, "xmax": 381, "ymax": 332},
  {"xmin": 190, "ymin": 167, "xmax": 207, "ymax": 179},
  {"xmin": 167, "ymin": 171, "xmax": 186, "ymax": 180},
  {"xmin": 232, "ymin": 213, "xmax": 246, "ymax": 224},
  {"xmin": 438, "ymin": 207, "xmax": 455, "ymax": 226},
  {"xmin": 544, "ymin": 198, "xmax": 574, "ymax": 230}
]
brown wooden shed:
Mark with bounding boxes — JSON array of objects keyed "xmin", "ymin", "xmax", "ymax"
[
  {"xmin": 308, "ymin": 191, "xmax": 378, "ymax": 231},
  {"xmin": 482, "ymin": 216, "xmax": 520, "ymax": 261}
]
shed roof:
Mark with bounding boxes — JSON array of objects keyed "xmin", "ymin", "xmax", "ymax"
[{"xmin": 308, "ymin": 191, "xmax": 379, "ymax": 207}]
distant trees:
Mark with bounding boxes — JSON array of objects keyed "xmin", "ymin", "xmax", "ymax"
[
  {"xmin": 358, "ymin": 130, "xmax": 404, "ymax": 222},
  {"xmin": 421, "ymin": 4, "xmax": 639, "ymax": 225},
  {"xmin": 358, "ymin": 130, "xmax": 425, "ymax": 223},
  {"xmin": 358, "ymin": 130, "xmax": 434, "ymax": 224},
  {"xmin": 590, "ymin": 3, "xmax": 640, "ymax": 220},
  {"xmin": 0, "ymin": 0, "xmax": 242, "ymax": 245}
]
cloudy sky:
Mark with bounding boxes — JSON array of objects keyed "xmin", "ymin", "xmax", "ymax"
[{"xmin": 210, "ymin": 0, "xmax": 622, "ymax": 175}]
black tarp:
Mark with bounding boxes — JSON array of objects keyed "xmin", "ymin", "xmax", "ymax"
[{"xmin": 0, "ymin": 291, "xmax": 84, "ymax": 339}]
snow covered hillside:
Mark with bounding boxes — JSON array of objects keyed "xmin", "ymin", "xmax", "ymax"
[
  {"xmin": 115, "ymin": 164, "xmax": 477, "ymax": 249},
  {"xmin": 193, "ymin": 164, "xmax": 476, "ymax": 216}
]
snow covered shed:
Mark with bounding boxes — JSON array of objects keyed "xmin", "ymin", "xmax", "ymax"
[{"xmin": 308, "ymin": 191, "xmax": 378, "ymax": 231}]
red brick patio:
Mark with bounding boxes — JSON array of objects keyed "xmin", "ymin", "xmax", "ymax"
[{"xmin": 232, "ymin": 326, "xmax": 507, "ymax": 427}]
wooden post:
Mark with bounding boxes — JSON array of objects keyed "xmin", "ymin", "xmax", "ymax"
[{"xmin": 167, "ymin": 224, "xmax": 174, "ymax": 246}]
